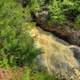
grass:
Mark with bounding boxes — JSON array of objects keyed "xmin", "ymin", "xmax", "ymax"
[{"xmin": 21, "ymin": 67, "xmax": 59, "ymax": 80}]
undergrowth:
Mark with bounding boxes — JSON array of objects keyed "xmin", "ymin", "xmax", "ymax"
[
  {"xmin": 0, "ymin": 0, "xmax": 79, "ymax": 80},
  {"xmin": 0, "ymin": 0, "xmax": 40, "ymax": 67}
]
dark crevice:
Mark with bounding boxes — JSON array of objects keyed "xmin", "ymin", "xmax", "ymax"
[{"xmin": 31, "ymin": 11, "xmax": 80, "ymax": 46}]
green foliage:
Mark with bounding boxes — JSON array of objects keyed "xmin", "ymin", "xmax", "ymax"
[
  {"xmin": 0, "ymin": 0, "xmax": 80, "ymax": 69},
  {"xmin": 48, "ymin": 0, "xmax": 66, "ymax": 25},
  {"xmin": 0, "ymin": 0, "xmax": 40, "ymax": 67},
  {"xmin": 32, "ymin": 71, "xmax": 59, "ymax": 80},
  {"xmin": 1, "ymin": 0, "xmax": 80, "ymax": 79},
  {"xmin": 30, "ymin": 0, "xmax": 41, "ymax": 13},
  {"xmin": 16, "ymin": 0, "xmax": 80, "ymax": 27},
  {"xmin": 47, "ymin": 0, "xmax": 80, "ymax": 27},
  {"xmin": 21, "ymin": 67, "xmax": 59, "ymax": 80},
  {"xmin": 21, "ymin": 67, "xmax": 30, "ymax": 80},
  {"xmin": 75, "ymin": 15, "xmax": 80, "ymax": 28}
]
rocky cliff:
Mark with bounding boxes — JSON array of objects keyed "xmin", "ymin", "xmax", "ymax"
[{"xmin": 33, "ymin": 11, "xmax": 80, "ymax": 46}]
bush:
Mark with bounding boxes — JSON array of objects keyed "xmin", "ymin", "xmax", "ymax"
[
  {"xmin": 21, "ymin": 67, "xmax": 59, "ymax": 80},
  {"xmin": 0, "ymin": 0, "xmax": 40, "ymax": 67},
  {"xmin": 32, "ymin": 71, "xmax": 58, "ymax": 80},
  {"xmin": 61, "ymin": 0, "xmax": 79, "ymax": 21},
  {"xmin": 75, "ymin": 15, "xmax": 80, "ymax": 28},
  {"xmin": 30, "ymin": 0, "xmax": 41, "ymax": 13},
  {"xmin": 17, "ymin": 0, "xmax": 80, "ymax": 27},
  {"xmin": 18, "ymin": 0, "xmax": 80, "ymax": 27},
  {"xmin": 47, "ymin": 0, "xmax": 80, "ymax": 27},
  {"xmin": 48, "ymin": 0, "xmax": 66, "ymax": 25},
  {"xmin": 0, "ymin": 0, "xmax": 80, "ymax": 68}
]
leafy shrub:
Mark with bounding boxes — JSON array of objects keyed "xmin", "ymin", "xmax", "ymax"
[
  {"xmin": 30, "ymin": 0, "xmax": 41, "ymax": 13},
  {"xmin": 0, "ymin": 0, "xmax": 40, "ymax": 67},
  {"xmin": 17, "ymin": 0, "xmax": 80, "ymax": 27},
  {"xmin": 47, "ymin": 0, "xmax": 80, "ymax": 27},
  {"xmin": 21, "ymin": 67, "xmax": 59, "ymax": 80},
  {"xmin": 32, "ymin": 71, "xmax": 59, "ymax": 80},
  {"xmin": 75, "ymin": 15, "xmax": 80, "ymax": 28},
  {"xmin": 48, "ymin": 0, "xmax": 66, "ymax": 25},
  {"xmin": 18, "ymin": 0, "xmax": 80, "ymax": 27},
  {"xmin": 21, "ymin": 67, "xmax": 30, "ymax": 80},
  {"xmin": 61, "ymin": 0, "xmax": 79, "ymax": 22}
]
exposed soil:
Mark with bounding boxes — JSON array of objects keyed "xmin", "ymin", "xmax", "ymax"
[{"xmin": 0, "ymin": 67, "xmax": 24, "ymax": 80}]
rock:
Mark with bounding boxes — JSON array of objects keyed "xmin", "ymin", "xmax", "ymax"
[
  {"xmin": 31, "ymin": 27, "xmax": 80, "ymax": 80},
  {"xmin": 69, "ymin": 45, "xmax": 80, "ymax": 64},
  {"xmin": 33, "ymin": 11, "xmax": 80, "ymax": 46}
]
